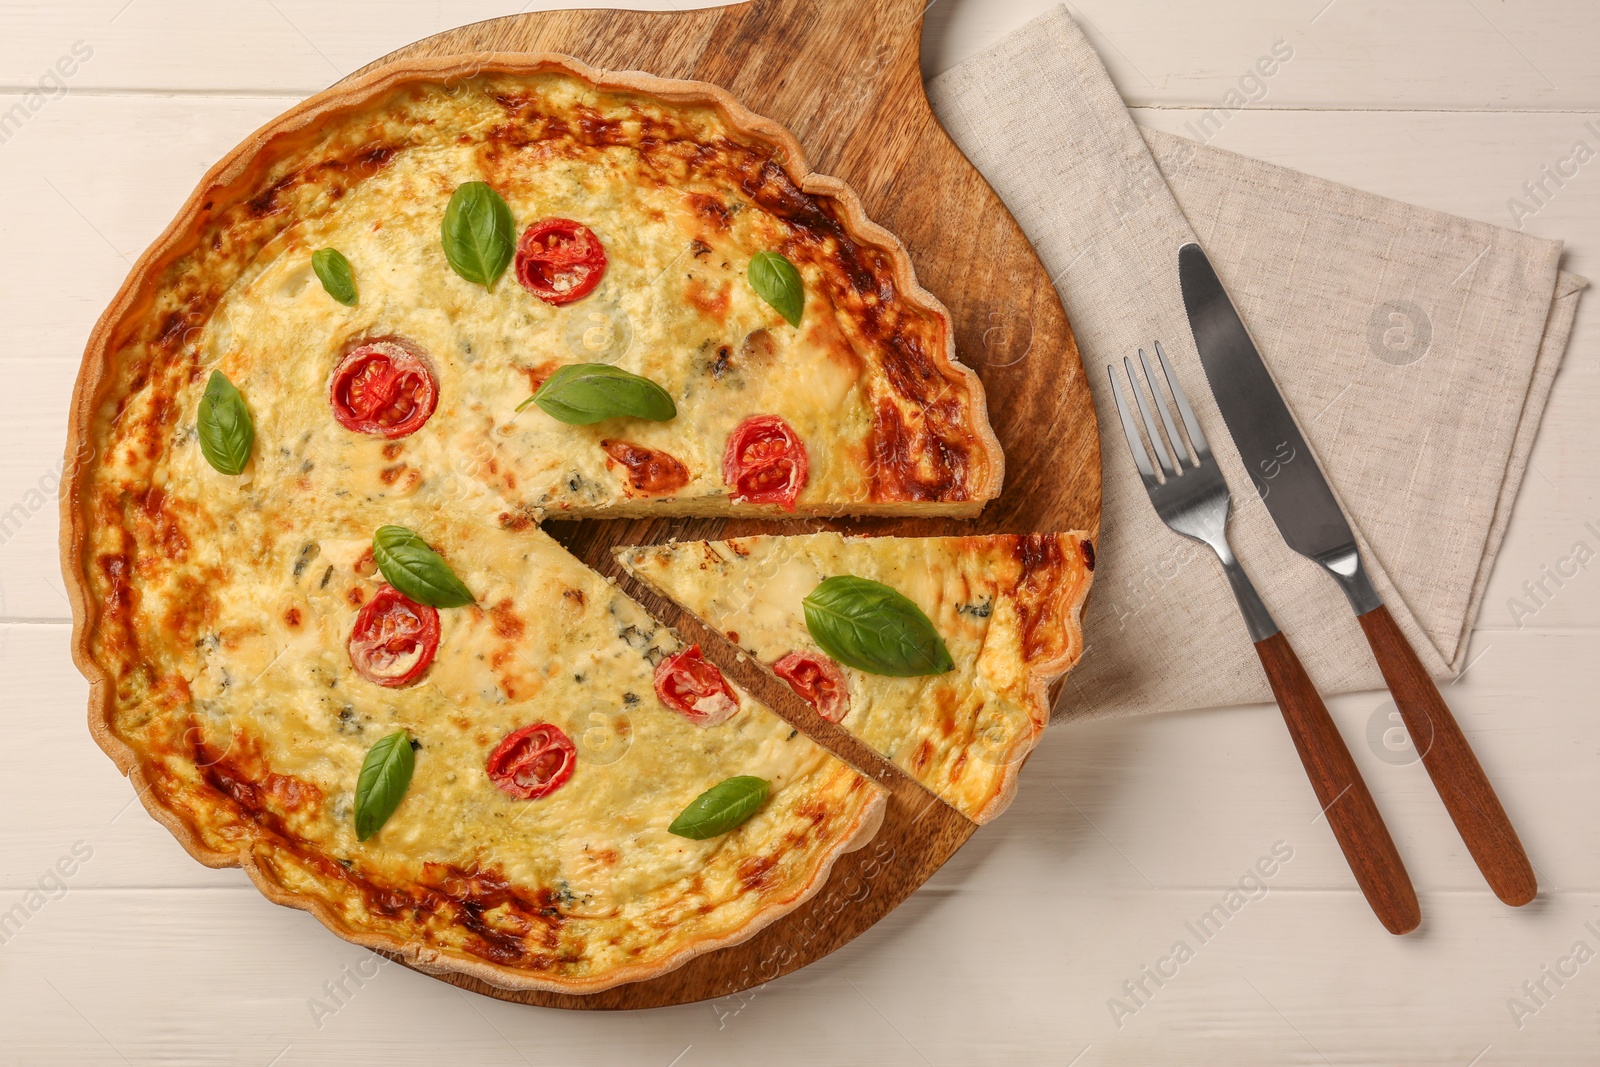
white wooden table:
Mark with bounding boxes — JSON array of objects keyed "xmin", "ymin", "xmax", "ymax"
[{"xmin": 2, "ymin": 2, "xmax": 1596, "ymax": 1062}]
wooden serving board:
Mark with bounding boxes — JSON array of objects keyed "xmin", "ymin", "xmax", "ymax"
[{"xmin": 350, "ymin": 0, "xmax": 1100, "ymax": 1009}]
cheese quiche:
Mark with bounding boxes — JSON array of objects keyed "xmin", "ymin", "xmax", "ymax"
[
  {"xmin": 618, "ymin": 532, "xmax": 1095, "ymax": 822},
  {"xmin": 59, "ymin": 54, "xmax": 1053, "ymax": 994}
]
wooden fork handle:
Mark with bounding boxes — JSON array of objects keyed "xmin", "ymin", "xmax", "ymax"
[
  {"xmin": 1356, "ymin": 605, "xmax": 1537, "ymax": 907},
  {"xmin": 1254, "ymin": 631, "xmax": 1421, "ymax": 934}
]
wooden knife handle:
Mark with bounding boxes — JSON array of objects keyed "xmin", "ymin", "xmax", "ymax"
[
  {"xmin": 1356, "ymin": 605, "xmax": 1537, "ymax": 906},
  {"xmin": 1254, "ymin": 631, "xmax": 1421, "ymax": 934}
]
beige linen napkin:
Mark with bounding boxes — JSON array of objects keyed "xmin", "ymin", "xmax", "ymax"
[{"xmin": 926, "ymin": 7, "xmax": 1586, "ymax": 721}]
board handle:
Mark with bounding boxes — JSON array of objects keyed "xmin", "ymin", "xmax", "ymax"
[
  {"xmin": 1356, "ymin": 605, "xmax": 1536, "ymax": 907},
  {"xmin": 1254, "ymin": 631, "xmax": 1421, "ymax": 935}
]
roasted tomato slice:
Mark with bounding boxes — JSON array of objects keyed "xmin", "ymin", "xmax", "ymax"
[
  {"xmin": 486, "ymin": 723, "xmax": 577, "ymax": 800},
  {"xmin": 723, "ymin": 414, "xmax": 808, "ymax": 511},
  {"xmin": 654, "ymin": 646, "xmax": 739, "ymax": 727},
  {"xmin": 772, "ymin": 651, "xmax": 851, "ymax": 723},
  {"xmin": 347, "ymin": 584, "xmax": 440, "ymax": 688},
  {"xmin": 601, "ymin": 439, "xmax": 690, "ymax": 496},
  {"xmin": 329, "ymin": 338, "xmax": 438, "ymax": 438},
  {"xmin": 515, "ymin": 218, "xmax": 607, "ymax": 305}
]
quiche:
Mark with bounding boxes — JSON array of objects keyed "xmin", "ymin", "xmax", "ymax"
[
  {"xmin": 60, "ymin": 54, "xmax": 1032, "ymax": 995},
  {"xmin": 618, "ymin": 532, "xmax": 1095, "ymax": 822}
]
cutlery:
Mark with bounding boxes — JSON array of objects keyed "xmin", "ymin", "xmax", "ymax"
[
  {"xmin": 1178, "ymin": 241, "xmax": 1536, "ymax": 907},
  {"xmin": 1110, "ymin": 343, "xmax": 1420, "ymax": 935}
]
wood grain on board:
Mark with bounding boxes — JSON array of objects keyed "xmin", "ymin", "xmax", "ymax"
[{"xmin": 335, "ymin": 0, "xmax": 1100, "ymax": 1008}]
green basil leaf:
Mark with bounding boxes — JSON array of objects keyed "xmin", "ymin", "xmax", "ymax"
[
  {"xmin": 521, "ymin": 363, "xmax": 677, "ymax": 425},
  {"xmin": 196, "ymin": 370, "xmax": 254, "ymax": 476},
  {"xmin": 441, "ymin": 181, "xmax": 514, "ymax": 288},
  {"xmin": 668, "ymin": 776, "xmax": 770, "ymax": 840},
  {"xmin": 355, "ymin": 729, "xmax": 415, "ymax": 841},
  {"xmin": 803, "ymin": 575, "xmax": 954, "ymax": 677},
  {"xmin": 372, "ymin": 525, "xmax": 475, "ymax": 608},
  {"xmin": 311, "ymin": 247, "xmax": 358, "ymax": 306},
  {"xmin": 747, "ymin": 251, "xmax": 804, "ymax": 327}
]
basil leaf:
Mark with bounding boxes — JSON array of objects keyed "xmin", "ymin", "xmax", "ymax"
[
  {"xmin": 355, "ymin": 729, "xmax": 415, "ymax": 841},
  {"xmin": 196, "ymin": 370, "xmax": 254, "ymax": 476},
  {"xmin": 441, "ymin": 181, "xmax": 514, "ymax": 288},
  {"xmin": 311, "ymin": 247, "xmax": 358, "ymax": 306},
  {"xmin": 747, "ymin": 251, "xmax": 804, "ymax": 327},
  {"xmin": 668, "ymin": 776, "xmax": 770, "ymax": 840},
  {"xmin": 803, "ymin": 576, "xmax": 955, "ymax": 677},
  {"xmin": 372, "ymin": 525, "xmax": 475, "ymax": 608},
  {"xmin": 520, "ymin": 363, "xmax": 677, "ymax": 425}
]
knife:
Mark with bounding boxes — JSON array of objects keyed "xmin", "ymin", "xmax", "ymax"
[{"xmin": 1178, "ymin": 242, "xmax": 1536, "ymax": 908}]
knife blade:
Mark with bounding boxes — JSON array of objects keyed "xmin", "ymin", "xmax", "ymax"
[
  {"xmin": 1176, "ymin": 242, "xmax": 1379, "ymax": 610},
  {"xmin": 1177, "ymin": 240, "xmax": 1537, "ymax": 907}
]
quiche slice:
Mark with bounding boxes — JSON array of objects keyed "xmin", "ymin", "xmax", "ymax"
[
  {"xmin": 617, "ymin": 532, "xmax": 1095, "ymax": 823},
  {"xmin": 79, "ymin": 509, "xmax": 883, "ymax": 993}
]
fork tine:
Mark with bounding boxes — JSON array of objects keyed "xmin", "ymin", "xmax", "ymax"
[
  {"xmin": 1126, "ymin": 354, "xmax": 1177, "ymax": 478},
  {"xmin": 1139, "ymin": 346, "xmax": 1191, "ymax": 469},
  {"xmin": 1154, "ymin": 340, "xmax": 1210, "ymax": 460},
  {"xmin": 1107, "ymin": 363, "xmax": 1158, "ymax": 483}
]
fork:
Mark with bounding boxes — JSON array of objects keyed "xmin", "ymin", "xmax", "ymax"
[{"xmin": 1110, "ymin": 342, "xmax": 1421, "ymax": 935}]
